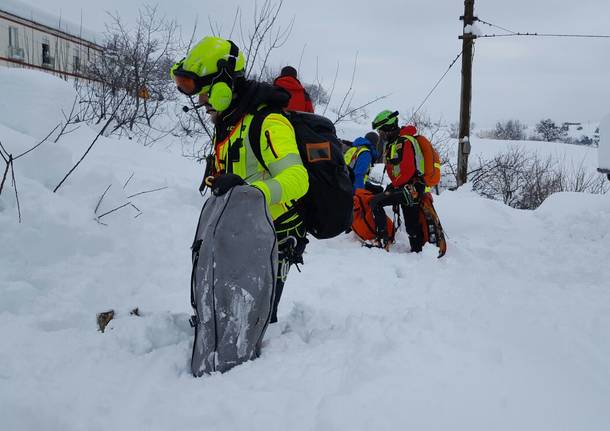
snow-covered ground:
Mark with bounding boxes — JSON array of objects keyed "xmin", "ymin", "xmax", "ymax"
[
  {"xmin": 1, "ymin": 69, "xmax": 610, "ymax": 431},
  {"xmin": 469, "ymin": 136, "xmax": 599, "ymax": 169}
]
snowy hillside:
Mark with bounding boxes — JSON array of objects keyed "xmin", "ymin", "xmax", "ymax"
[{"xmin": 1, "ymin": 70, "xmax": 610, "ymax": 431}]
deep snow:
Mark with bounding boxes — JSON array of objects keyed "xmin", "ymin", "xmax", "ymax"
[{"xmin": 1, "ymin": 69, "xmax": 610, "ymax": 431}]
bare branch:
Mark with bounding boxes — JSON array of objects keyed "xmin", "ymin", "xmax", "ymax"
[
  {"xmin": 54, "ymin": 93, "xmax": 128, "ymax": 193},
  {"xmin": 0, "ymin": 141, "xmax": 9, "ymax": 163},
  {"xmin": 96, "ymin": 201, "xmax": 132, "ymax": 220},
  {"xmin": 207, "ymin": 15, "xmax": 221, "ymax": 37},
  {"xmin": 10, "ymin": 157, "xmax": 21, "ymax": 223},
  {"xmin": 123, "ymin": 172, "xmax": 135, "ymax": 190},
  {"xmin": 185, "ymin": 17, "xmax": 199, "ymax": 52},
  {"xmin": 15, "ymin": 123, "xmax": 61, "ymax": 160},
  {"xmin": 297, "ymin": 43, "xmax": 307, "ymax": 71},
  {"xmin": 322, "ymin": 61, "xmax": 339, "ymax": 116},
  {"xmin": 333, "ymin": 94, "xmax": 389, "ymax": 125},
  {"xmin": 334, "ymin": 51, "xmax": 358, "ymax": 121},
  {"xmin": 228, "ymin": 8, "xmax": 240, "ymax": 39},
  {"xmin": 54, "ymin": 95, "xmax": 81, "ymax": 143},
  {"xmin": 241, "ymin": 0, "xmax": 292, "ymax": 79},
  {"xmin": 94, "ymin": 184, "xmax": 112, "ymax": 214},
  {"xmin": 126, "ymin": 186, "xmax": 168, "ymax": 199},
  {"xmin": 0, "ymin": 155, "xmax": 10, "ymax": 196}
]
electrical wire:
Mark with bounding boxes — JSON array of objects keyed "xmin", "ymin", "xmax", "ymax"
[
  {"xmin": 476, "ymin": 18, "xmax": 515, "ymax": 35},
  {"xmin": 477, "ymin": 32, "xmax": 610, "ymax": 39},
  {"xmin": 410, "ymin": 43, "xmax": 469, "ymax": 120},
  {"xmin": 474, "ymin": 18, "xmax": 610, "ymax": 39}
]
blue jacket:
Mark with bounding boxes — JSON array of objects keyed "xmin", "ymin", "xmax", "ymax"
[{"xmin": 350, "ymin": 137, "xmax": 379, "ymax": 190}]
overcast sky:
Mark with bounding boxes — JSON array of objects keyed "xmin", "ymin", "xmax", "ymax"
[{"xmin": 9, "ymin": 0, "xmax": 610, "ymax": 128}]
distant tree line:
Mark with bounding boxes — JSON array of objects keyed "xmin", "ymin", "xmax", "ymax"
[{"xmin": 477, "ymin": 118, "xmax": 598, "ymax": 146}]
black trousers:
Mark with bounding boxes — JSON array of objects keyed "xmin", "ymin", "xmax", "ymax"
[
  {"xmin": 270, "ymin": 221, "xmax": 308, "ymax": 323},
  {"xmin": 364, "ymin": 182, "xmax": 384, "ymax": 194},
  {"xmin": 369, "ymin": 186, "xmax": 424, "ymax": 252}
]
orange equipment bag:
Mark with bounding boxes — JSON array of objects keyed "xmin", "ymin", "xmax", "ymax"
[
  {"xmin": 415, "ymin": 135, "xmax": 441, "ymax": 187},
  {"xmin": 352, "ymin": 189, "xmax": 395, "ymax": 242}
]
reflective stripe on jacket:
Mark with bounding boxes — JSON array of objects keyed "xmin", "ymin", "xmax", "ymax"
[
  {"xmin": 344, "ymin": 146, "xmax": 372, "ymax": 190},
  {"xmin": 344, "ymin": 146, "xmax": 370, "ymax": 169},
  {"xmin": 214, "ymin": 112, "xmax": 309, "ymax": 220},
  {"xmin": 404, "ymin": 135, "xmax": 425, "ymax": 176}
]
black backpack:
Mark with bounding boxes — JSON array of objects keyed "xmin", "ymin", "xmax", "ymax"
[{"xmin": 249, "ymin": 109, "xmax": 353, "ymax": 239}]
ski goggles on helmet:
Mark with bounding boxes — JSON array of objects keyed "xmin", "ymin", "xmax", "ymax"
[
  {"xmin": 372, "ymin": 110, "xmax": 399, "ymax": 130},
  {"xmin": 171, "ymin": 41, "xmax": 241, "ymax": 97},
  {"xmin": 171, "ymin": 61, "xmax": 216, "ymax": 96}
]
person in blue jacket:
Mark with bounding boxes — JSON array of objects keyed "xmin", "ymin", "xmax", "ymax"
[{"xmin": 344, "ymin": 132, "xmax": 382, "ymax": 193}]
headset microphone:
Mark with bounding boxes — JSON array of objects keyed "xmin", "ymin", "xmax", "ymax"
[{"xmin": 182, "ymin": 103, "xmax": 205, "ymax": 113}]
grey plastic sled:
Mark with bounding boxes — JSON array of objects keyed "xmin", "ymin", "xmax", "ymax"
[{"xmin": 190, "ymin": 185, "xmax": 277, "ymax": 376}]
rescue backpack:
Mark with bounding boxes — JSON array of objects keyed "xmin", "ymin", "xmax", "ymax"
[
  {"xmin": 405, "ymin": 135, "xmax": 441, "ymax": 187},
  {"xmin": 352, "ymin": 188, "xmax": 395, "ymax": 243},
  {"xmin": 249, "ymin": 109, "xmax": 354, "ymax": 239}
]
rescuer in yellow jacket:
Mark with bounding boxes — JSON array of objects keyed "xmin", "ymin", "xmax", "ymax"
[
  {"xmin": 171, "ymin": 36, "xmax": 309, "ymax": 323},
  {"xmin": 343, "ymin": 132, "xmax": 381, "ymax": 193}
]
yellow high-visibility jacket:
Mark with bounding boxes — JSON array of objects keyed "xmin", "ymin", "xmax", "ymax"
[{"xmin": 213, "ymin": 112, "xmax": 309, "ymax": 221}]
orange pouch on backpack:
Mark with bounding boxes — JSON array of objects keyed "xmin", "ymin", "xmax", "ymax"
[{"xmin": 352, "ymin": 189, "xmax": 395, "ymax": 241}]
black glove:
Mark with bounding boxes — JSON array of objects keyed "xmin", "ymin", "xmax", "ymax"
[
  {"xmin": 413, "ymin": 180, "xmax": 425, "ymax": 197},
  {"xmin": 211, "ymin": 173, "xmax": 245, "ymax": 196}
]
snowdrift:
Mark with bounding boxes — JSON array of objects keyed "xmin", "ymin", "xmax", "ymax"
[{"xmin": 1, "ymin": 69, "xmax": 610, "ymax": 431}]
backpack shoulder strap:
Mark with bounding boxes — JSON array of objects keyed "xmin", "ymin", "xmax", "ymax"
[
  {"xmin": 248, "ymin": 106, "xmax": 285, "ymax": 173},
  {"xmin": 353, "ymin": 146, "xmax": 371, "ymax": 163}
]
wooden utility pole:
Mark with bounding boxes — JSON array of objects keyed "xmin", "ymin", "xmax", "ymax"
[{"xmin": 457, "ymin": 0, "xmax": 476, "ymax": 187}]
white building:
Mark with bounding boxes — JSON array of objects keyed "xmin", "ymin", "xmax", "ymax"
[{"xmin": 0, "ymin": 0, "xmax": 103, "ymax": 80}]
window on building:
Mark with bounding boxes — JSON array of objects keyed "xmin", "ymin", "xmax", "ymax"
[
  {"xmin": 8, "ymin": 27, "xmax": 19, "ymax": 48},
  {"xmin": 42, "ymin": 42, "xmax": 51, "ymax": 65},
  {"xmin": 73, "ymin": 55, "xmax": 81, "ymax": 72}
]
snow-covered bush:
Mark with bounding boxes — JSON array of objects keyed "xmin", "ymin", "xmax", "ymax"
[{"xmin": 491, "ymin": 119, "xmax": 527, "ymax": 141}]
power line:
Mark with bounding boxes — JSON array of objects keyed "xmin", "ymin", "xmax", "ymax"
[
  {"xmin": 474, "ymin": 18, "xmax": 610, "ymax": 39},
  {"xmin": 477, "ymin": 32, "xmax": 610, "ymax": 39},
  {"xmin": 411, "ymin": 45, "xmax": 467, "ymax": 120},
  {"xmin": 476, "ymin": 18, "xmax": 515, "ymax": 35}
]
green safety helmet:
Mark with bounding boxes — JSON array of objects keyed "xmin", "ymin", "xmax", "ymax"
[
  {"xmin": 372, "ymin": 110, "xmax": 399, "ymax": 130},
  {"xmin": 170, "ymin": 36, "xmax": 246, "ymax": 112}
]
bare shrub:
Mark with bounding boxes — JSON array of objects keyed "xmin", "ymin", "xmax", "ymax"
[
  {"xmin": 79, "ymin": 5, "xmax": 179, "ymax": 143},
  {"xmin": 517, "ymin": 154, "xmax": 564, "ymax": 209},
  {"xmin": 562, "ymin": 160, "xmax": 610, "ymax": 194},
  {"xmin": 471, "ymin": 147, "xmax": 530, "ymax": 207},
  {"xmin": 470, "ymin": 147, "xmax": 609, "ymax": 209}
]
